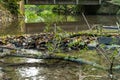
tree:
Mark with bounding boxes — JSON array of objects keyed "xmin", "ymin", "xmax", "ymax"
[{"xmin": 0, "ymin": 0, "xmax": 21, "ymax": 16}]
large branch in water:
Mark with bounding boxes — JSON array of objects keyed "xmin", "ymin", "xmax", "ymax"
[
  {"xmin": 1, "ymin": 53, "xmax": 120, "ymax": 70},
  {"xmin": 0, "ymin": 61, "xmax": 54, "ymax": 67},
  {"xmin": 0, "ymin": 53, "xmax": 107, "ymax": 70}
]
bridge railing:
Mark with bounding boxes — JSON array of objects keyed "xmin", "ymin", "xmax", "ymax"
[
  {"xmin": 80, "ymin": 0, "xmax": 102, "ymax": 5},
  {"xmin": 25, "ymin": 0, "xmax": 102, "ymax": 5}
]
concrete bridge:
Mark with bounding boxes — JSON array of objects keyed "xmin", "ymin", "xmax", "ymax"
[
  {"xmin": 24, "ymin": 0, "xmax": 103, "ymax": 5},
  {"xmin": 18, "ymin": 0, "xmax": 111, "ymax": 16}
]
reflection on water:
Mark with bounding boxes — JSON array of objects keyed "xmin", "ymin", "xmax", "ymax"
[
  {"xmin": 21, "ymin": 49, "xmax": 42, "ymax": 54},
  {"xmin": 1, "ymin": 48, "xmax": 118, "ymax": 80},
  {"xmin": 0, "ymin": 15, "xmax": 120, "ymax": 35},
  {"xmin": 1, "ymin": 52, "xmax": 81, "ymax": 80},
  {"xmin": 26, "ymin": 58, "xmax": 42, "ymax": 63},
  {"xmin": 1, "ymin": 58, "xmax": 82, "ymax": 80},
  {"xmin": 0, "ymin": 59, "xmax": 109, "ymax": 80},
  {"xmin": 18, "ymin": 67, "xmax": 44, "ymax": 80},
  {"xmin": 25, "ymin": 15, "xmax": 120, "ymax": 33}
]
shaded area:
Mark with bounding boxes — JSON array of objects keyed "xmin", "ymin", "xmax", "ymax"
[{"xmin": 0, "ymin": 19, "xmax": 24, "ymax": 36}]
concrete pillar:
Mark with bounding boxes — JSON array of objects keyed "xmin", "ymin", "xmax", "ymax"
[
  {"xmin": 76, "ymin": 0, "xmax": 79, "ymax": 4},
  {"xmin": 54, "ymin": 0, "xmax": 56, "ymax": 4},
  {"xmin": 99, "ymin": 0, "xmax": 102, "ymax": 4},
  {"xmin": 18, "ymin": 0, "xmax": 25, "ymax": 17}
]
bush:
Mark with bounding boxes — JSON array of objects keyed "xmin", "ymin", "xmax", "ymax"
[{"xmin": 0, "ymin": 0, "xmax": 21, "ymax": 16}]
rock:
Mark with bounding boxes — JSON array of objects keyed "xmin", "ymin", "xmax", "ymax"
[
  {"xmin": 5, "ymin": 43, "xmax": 16, "ymax": 49},
  {"xmin": 98, "ymin": 36, "xmax": 120, "ymax": 45},
  {"xmin": 87, "ymin": 41, "xmax": 99, "ymax": 50},
  {"xmin": 98, "ymin": 37, "xmax": 113, "ymax": 45}
]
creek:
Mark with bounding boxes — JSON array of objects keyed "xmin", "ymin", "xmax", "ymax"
[
  {"xmin": 0, "ymin": 15, "xmax": 120, "ymax": 35},
  {"xmin": 0, "ymin": 15, "xmax": 120, "ymax": 80}
]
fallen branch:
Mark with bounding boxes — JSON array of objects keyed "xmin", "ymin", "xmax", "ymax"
[
  {"xmin": 0, "ymin": 62, "xmax": 51, "ymax": 67},
  {"xmin": 1, "ymin": 51, "xmax": 120, "ymax": 71},
  {"xmin": 0, "ymin": 53, "xmax": 107, "ymax": 70}
]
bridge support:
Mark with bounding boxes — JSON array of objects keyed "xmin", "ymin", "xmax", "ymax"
[
  {"xmin": 25, "ymin": 0, "xmax": 102, "ymax": 5},
  {"xmin": 18, "ymin": 0, "xmax": 25, "ymax": 16}
]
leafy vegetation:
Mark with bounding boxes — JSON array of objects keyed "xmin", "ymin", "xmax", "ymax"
[
  {"xmin": 112, "ymin": 0, "xmax": 120, "ymax": 3},
  {"xmin": 25, "ymin": 5, "xmax": 55, "ymax": 22},
  {"xmin": 0, "ymin": 0, "xmax": 21, "ymax": 15},
  {"xmin": 25, "ymin": 5, "xmax": 78, "ymax": 22}
]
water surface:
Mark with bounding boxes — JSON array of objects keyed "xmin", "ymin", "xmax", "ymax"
[{"xmin": 0, "ymin": 15, "xmax": 120, "ymax": 35}]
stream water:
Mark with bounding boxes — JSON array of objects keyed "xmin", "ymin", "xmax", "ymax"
[
  {"xmin": 0, "ymin": 15, "xmax": 120, "ymax": 35},
  {"xmin": 0, "ymin": 15, "xmax": 120, "ymax": 80},
  {"xmin": 0, "ymin": 51, "xmax": 109, "ymax": 80}
]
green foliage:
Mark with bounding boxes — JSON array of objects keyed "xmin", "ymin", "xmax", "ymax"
[
  {"xmin": 112, "ymin": 0, "xmax": 120, "ymax": 3},
  {"xmin": 52, "ymin": 5, "xmax": 81, "ymax": 15},
  {"xmin": 25, "ymin": 5, "xmax": 58, "ymax": 23},
  {"xmin": 25, "ymin": 5, "xmax": 76, "ymax": 23},
  {"xmin": 25, "ymin": 5, "xmax": 65, "ymax": 53},
  {"xmin": 0, "ymin": 0, "xmax": 21, "ymax": 15},
  {"xmin": 25, "ymin": 5, "xmax": 44, "ymax": 22},
  {"xmin": 46, "ymin": 29, "xmax": 63, "ymax": 53}
]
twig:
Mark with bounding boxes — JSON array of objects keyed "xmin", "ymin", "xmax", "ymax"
[
  {"xmin": 96, "ymin": 47, "xmax": 111, "ymax": 64},
  {"xmin": 82, "ymin": 13, "xmax": 91, "ymax": 31},
  {"xmin": 109, "ymin": 57, "xmax": 115, "ymax": 74},
  {"xmin": 82, "ymin": 12, "xmax": 111, "ymax": 64},
  {"xmin": 116, "ymin": 22, "xmax": 120, "ymax": 34}
]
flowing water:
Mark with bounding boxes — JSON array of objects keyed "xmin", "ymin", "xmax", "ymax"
[{"xmin": 0, "ymin": 15, "xmax": 120, "ymax": 80}]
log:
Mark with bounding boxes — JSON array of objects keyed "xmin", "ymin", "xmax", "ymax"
[
  {"xmin": 0, "ymin": 53, "xmax": 107, "ymax": 70},
  {"xmin": 1, "ymin": 52, "xmax": 120, "ymax": 71},
  {"xmin": 0, "ymin": 62, "xmax": 51, "ymax": 67}
]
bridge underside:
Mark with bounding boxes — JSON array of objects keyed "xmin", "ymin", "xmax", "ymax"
[{"xmin": 25, "ymin": 0, "xmax": 102, "ymax": 5}]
